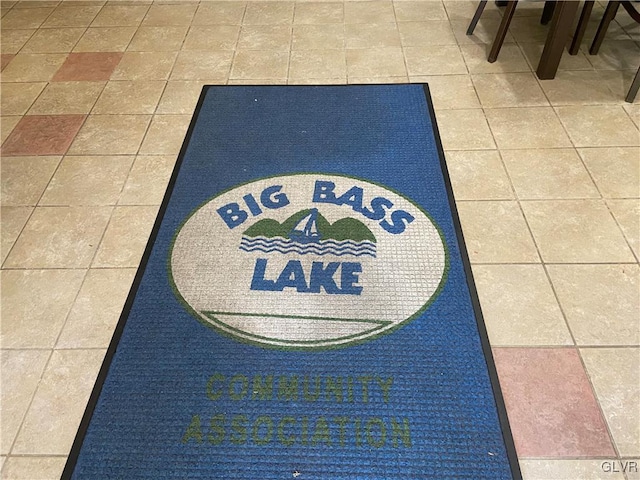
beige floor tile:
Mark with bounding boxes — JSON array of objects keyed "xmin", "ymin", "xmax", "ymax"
[
  {"xmin": 519, "ymin": 459, "xmax": 626, "ymax": 480},
  {"xmin": 346, "ymin": 23, "xmax": 400, "ymax": 49},
  {"xmin": 244, "ymin": 1, "xmax": 293, "ymax": 25},
  {"xmin": 585, "ymin": 39, "xmax": 640, "ymax": 71},
  {"xmin": 502, "ymin": 149, "xmax": 600, "ymax": 199},
  {"xmin": 292, "ymin": 24, "xmax": 342, "ymax": 50},
  {"xmin": 347, "ymin": 76, "xmax": 407, "ymax": 84},
  {"xmin": 581, "ymin": 347, "xmax": 640, "ymax": 456},
  {"xmin": 485, "ymin": 107, "xmax": 572, "ymax": 150},
  {"xmin": 398, "ymin": 21, "xmax": 456, "ymax": 47},
  {"xmin": 471, "ymin": 72, "xmax": 548, "ymax": 108},
  {"xmin": 443, "ymin": 0, "xmax": 501, "ymax": 23},
  {"xmin": 413, "ymin": 75, "xmax": 480, "ymax": 110},
  {"xmin": 172, "ymin": 50, "xmax": 233, "ymax": 80},
  {"xmin": 0, "ymin": 82, "xmax": 45, "ymax": 115},
  {"xmin": 28, "ymin": 81, "xmax": 104, "ymax": 115},
  {"xmin": 90, "ymin": 4, "xmax": 149, "ymax": 26},
  {"xmin": 0, "ymin": 206, "xmax": 32, "ymax": 263},
  {"xmin": 519, "ymin": 42, "xmax": 594, "ymax": 72},
  {"xmin": 549, "ymin": 264, "xmax": 639, "ymax": 346},
  {"xmin": 57, "ymin": 268, "xmax": 136, "ymax": 348},
  {"xmin": 92, "ymin": 80, "xmax": 165, "ymax": 114},
  {"xmin": 579, "ymin": 147, "xmax": 640, "ymax": 198},
  {"xmin": 127, "ymin": 25, "xmax": 187, "ymax": 52},
  {"xmin": 460, "ymin": 43, "xmax": 531, "ymax": 74},
  {"xmin": 192, "ymin": 1, "xmax": 246, "ymax": 26},
  {"xmin": 230, "ymin": 49, "xmax": 288, "ymax": 79},
  {"xmin": 445, "ymin": 150, "xmax": 513, "ymax": 200},
  {"xmin": 92, "ymin": 205, "xmax": 158, "ymax": 267},
  {"xmin": 288, "ymin": 78, "xmax": 346, "ymax": 85},
  {"xmin": 0, "ymin": 53, "xmax": 66, "ymax": 82},
  {"xmin": 12, "ymin": 349, "xmax": 105, "ymax": 455},
  {"xmin": 228, "ymin": 78, "xmax": 286, "ymax": 85},
  {"xmin": 556, "ymin": 105, "xmax": 640, "ymax": 147},
  {"xmin": 289, "ymin": 49, "xmax": 345, "ymax": 80},
  {"xmin": 624, "ymin": 103, "xmax": 639, "ymax": 128},
  {"xmin": 111, "ymin": 51, "xmax": 177, "ymax": 81},
  {"xmin": 0, "ymin": 7, "xmax": 53, "ymax": 29},
  {"xmin": 404, "ymin": 45, "xmax": 467, "ymax": 76},
  {"xmin": 432, "ymin": 109, "xmax": 496, "ymax": 150},
  {"xmin": 141, "ymin": 3, "xmax": 196, "ymax": 26},
  {"xmin": 473, "ymin": 264, "xmax": 571, "ymax": 346},
  {"xmin": 0, "ymin": 457, "xmax": 67, "ymax": 480},
  {"xmin": 1, "ymin": 156, "xmax": 61, "ymax": 206},
  {"xmin": 0, "ymin": 350, "xmax": 50, "ymax": 454},
  {"xmin": 393, "ymin": 1, "xmax": 447, "ymax": 21},
  {"xmin": 507, "ymin": 15, "xmax": 551, "ymax": 44},
  {"xmin": 601, "ymin": 69, "xmax": 640, "ymax": 102},
  {"xmin": 119, "ymin": 154, "xmax": 175, "ymax": 204},
  {"xmin": 456, "ymin": 201, "xmax": 540, "ymax": 263},
  {"xmin": 41, "ymin": 5, "xmax": 100, "ymax": 27},
  {"xmin": 522, "ymin": 200, "xmax": 636, "ymax": 263},
  {"xmin": 1, "ymin": 116, "xmax": 21, "ymax": 144},
  {"xmin": 40, "ymin": 155, "xmax": 133, "ymax": 205},
  {"xmin": 139, "ymin": 114, "xmax": 190, "ymax": 154},
  {"xmin": 156, "ymin": 81, "xmax": 202, "ymax": 114},
  {"xmin": 293, "ymin": 2, "xmax": 342, "ymax": 24},
  {"xmin": 21, "ymin": 27, "xmax": 84, "ymax": 53},
  {"xmin": 1, "ymin": 29, "xmax": 35, "ymax": 53},
  {"xmin": 539, "ymin": 70, "xmax": 620, "ymax": 106},
  {"xmin": 450, "ymin": 18, "xmax": 515, "ymax": 46},
  {"xmin": 239, "ymin": 24, "xmax": 291, "ymax": 50},
  {"xmin": 346, "ymin": 47, "xmax": 406, "ymax": 78},
  {"xmin": 68, "ymin": 114, "xmax": 151, "ymax": 155},
  {"xmin": 0, "ymin": 269, "xmax": 85, "ymax": 348},
  {"xmin": 607, "ymin": 199, "xmax": 639, "ymax": 259},
  {"xmin": 73, "ymin": 26, "xmax": 136, "ymax": 52},
  {"xmin": 4, "ymin": 206, "xmax": 112, "ymax": 268},
  {"xmin": 344, "ymin": 1, "xmax": 394, "ymax": 24},
  {"xmin": 185, "ymin": 25, "xmax": 241, "ymax": 51}
]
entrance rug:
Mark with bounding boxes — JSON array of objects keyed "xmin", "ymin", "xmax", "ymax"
[{"xmin": 63, "ymin": 85, "xmax": 521, "ymax": 479}]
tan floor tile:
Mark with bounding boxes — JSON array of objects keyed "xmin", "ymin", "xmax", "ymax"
[
  {"xmin": 473, "ymin": 264, "xmax": 571, "ymax": 346},
  {"xmin": 127, "ymin": 25, "xmax": 187, "ymax": 52},
  {"xmin": 244, "ymin": 2, "xmax": 294, "ymax": 25},
  {"xmin": 28, "ymin": 81, "xmax": 104, "ymax": 115},
  {"xmin": 15, "ymin": 0, "xmax": 61, "ymax": 6},
  {"xmin": 172, "ymin": 50, "xmax": 233, "ymax": 80},
  {"xmin": 90, "ymin": 4, "xmax": 149, "ymax": 26},
  {"xmin": 93, "ymin": 205, "xmax": 158, "ymax": 267},
  {"xmin": 292, "ymin": 24, "xmax": 342, "ymax": 50},
  {"xmin": 404, "ymin": 45, "xmax": 466, "ymax": 75},
  {"xmin": 346, "ymin": 23, "xmax": 400, "ymax": 49},
  {"xmin": 0, "ymin": 53, "xmax": 66, "ymax": 82},
  {"xmin": 41, "ymin": 5, "xmax": 100, "ymax": 27},
  {"xmin": 450, "ymin": 18, "xmax": 515, "ymax": 46},
  {"xmin": 0, "ymin": 269, "xmax": 85, "ymax": 348},
  {"xmin": 111, "ymin": 51, "xmax": 177, "ymax": 81},
  {"xmin": 230, "ymin": 49, "xmax": 288, "ymax": 79},
  {"xmin": 393, "ymin": 1, "xmax": 447, "ymax": 21},
  {"xmin": 21, "ymin": 27, "xmax": 84, "ymax": 53},
  {"xmin": 0, "ymin": 457, "xmax": 67, "ymax": 480},
  {"xmin": 398, "ymin": 21, "xmax": 456, "ymax": 47},
  {"xmin": 601, "ymin": 69, "xmax": 640, "ymax": 102},
  {"xmin": 432, "ymin": 109, "xmax": 495, "ymax": 150},
  {"xmin": 579, "ymin": 147, "xmax": 640, "ymax": 198},
  {"xmin": 57, "ymin": 268, "xmax": 136, "ymax": 348},
  {"xmin": 92, "ymin": 80, "xmax": 165, "ymax": 114},
  {"xmin": 581, "ymin": 347, "xmax": 640, "ymax": 456},
  {"xmin": 156, "ymin": 80, "xmax": 204, "ymax": 114},
  {"xmin": 12, "ymin": 349, "xmax": 105, "ymax": 455},
  {"xmin": 607, "ymin": 199, "xmax": 639, "ymax": 259},
  {"xmin": 519, "ymin": 42, "xmax": 594, "ymax": 72},
  {"xmin": 443, "ymin": 0, "xmax": 501, "ymax": 23},
  {"xmin": 445, "ymin": 150, "xmax": 513, "ymax": 200},
  {"xmin": 344, "ymin": 1, "xmax": 394, "ymax": 24},
  {"xmin": 502, "ymin": 149, "xmax": 600, "ymax": 199},
  {"xmin": 539, "ymin": 70, "xmax": 620, "ymax": 106},
  {"xmin": 193, "ymin": 1, "xmax": 246, "ymax": 26},
  {"xmin": 228, "ymin": 78, "xmax": 286, "ymax": 85},
  {"xmin": 239, "ymin": 24, "xmax": 291, "ymax": 50},
  {"xmin": 460, "ymin": 43, "xmax": 531, "ymax": 74},
  {"xmin": 0, "ymin": 7, "xmax": 53, "ymax": 29},
  {"xmin": 485, "ymin": 107, "xmax": 572, "ymax": 150},
  {"xmin": 585, "ymin": 40, "xmax": 640, "ymax": 71},
  {"xmin": 456, "ymin": 201, "xmax": 540, "ymax": 263},
  {"xmin": 346, "ymin": 47, "xmax": 406, "ymax": 78},
  {"xmin": 40, "ymin": 155, "xmax": 133, "ymax": 205},
  {"xmin": 119, "ymin": 154, "xmax": 175, "ymax": 204},
  {"xmin": 413, "ymin": 75, "xmax": 480, "ymax": 110},
  {"xmin": 471, "ymin": 72, "xmax": 548, "ymax": 108},
  {"xmin": 184, "ymin": 25, "xmax": 240, "ymax": 50},
  {"xmin": 507, "ymin": 15, "xmax": 551, "ymax": 44},
  {"xmin": 73, "ymin": 26, "xmax": 136, "ymax": 52},
  {"xmin": 1, "ymin": 156, "xmax": 61, "ymax": 206},
  {"xmin": 288, "ymin": 78, "xmax": 346, "ymax": 85},
  {"xmin": 0, "ymin": 206, "xmax": 32, "ymax": 263},
  {"xmin": 1, "ymin": 116, "xmax": 21, "ymax": 144},
  {"xmin": 624, "ymin": 103, "xmax": 639, "ymax": 128},
  {"xmin": 556, "ymin": 105, "xmax": 639, "ymax": 147},
  {"xmin": 141, "ymin": 3, "xmax": 196, "ymax": 26},
  {"xmin": 0, "ymin": 82, "xmax": 45, "ymax": 115},
  {"xmin": 519, "ymin": 459, "xmax": 626, "ymax": 480},
  {"xmin": 4, "ymin": 206, "xmax": 112, "ymax": 268},
  {"xmin": 139, "ymin": 114, "xmax": 190, "ymax": 154},
  {"xmin": 289, "ymin": 49, "xmax": 345, "ymax": 80},
  {"xmin": 293, "ymin": 2, "xmax": 342, "ymax": 24},
  {"xmin": 522, "ymin": 200, "xmax": 636, "ymax": 263},
  {"xmin": 68, "ymin": 114, "xmax": 151, "ymax": 155},
  {"xmin": 1, "ymin": 28, "xmax": 35, "ymax": 53},
  {"xmin": 347, "ymin": 76, "xmax": 407, "ymax": 84}
]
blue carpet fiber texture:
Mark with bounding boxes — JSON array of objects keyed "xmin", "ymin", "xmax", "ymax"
[{"xmin": 64, "ymin": 85, "xmax": 520, "ymax": 479}]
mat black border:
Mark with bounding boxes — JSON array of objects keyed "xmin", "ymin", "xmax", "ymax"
[{"xmin": 61, "ymin": 84, "xmax": 522, "ymax": 480}]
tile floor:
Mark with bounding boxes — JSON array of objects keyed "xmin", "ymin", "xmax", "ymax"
[{"xmin": 0, "ymin": 0, "xmax": 639, "ymax": 479}]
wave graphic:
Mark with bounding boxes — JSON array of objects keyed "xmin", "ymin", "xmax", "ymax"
[{"xmin": 240, "ymin": 236, "xmax": 376, "ymax": 258}]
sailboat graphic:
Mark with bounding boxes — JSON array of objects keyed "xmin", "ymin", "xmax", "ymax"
[{"xmin": 289, "ymin": 208, "xmax": 322, "ymax": 244}]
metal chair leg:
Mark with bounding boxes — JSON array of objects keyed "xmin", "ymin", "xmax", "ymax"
[
  {"xmin": 488, "ymin": 1, "xmax": 518, "ymax": 63},
  {"xmin": 625, "ymin": 65, "xmax": 640, "ymax": 103},
  {"xmin": 467, "ymin": 1, "xmax": 488, "ymax": 35}
]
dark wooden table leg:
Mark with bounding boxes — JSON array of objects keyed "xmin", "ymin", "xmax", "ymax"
[{"xmin": 536, "ymin": 0, "xmax": 579, "ymax": 80}]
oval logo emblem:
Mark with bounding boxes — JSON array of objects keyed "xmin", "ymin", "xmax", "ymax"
[{"xmin": 170, "ymin": 174, "xmax": 448, "ymax": 349}]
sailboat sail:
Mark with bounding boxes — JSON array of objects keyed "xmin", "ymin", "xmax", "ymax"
[{"xmin": 290, "ymin": 209, "xmax": 322, "ymax": 243}]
